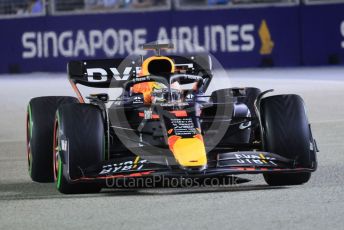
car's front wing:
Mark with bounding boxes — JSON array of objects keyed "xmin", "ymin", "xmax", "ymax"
[{"xmin": 67, "ymin": 151, "xmax": 316, "ymax": 183}]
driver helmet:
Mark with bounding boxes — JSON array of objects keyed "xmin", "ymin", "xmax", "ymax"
[{"xmin": 131, "ymin": 56, "xmax": 181, "ymax": 104}]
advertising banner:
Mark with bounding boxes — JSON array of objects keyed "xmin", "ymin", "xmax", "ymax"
[
  {"xmin": 0, "ymin": 6, "xmax": 300, "ymax": 73},
  {"xmin": 301, "ymin": 3, "xmax": 344, "ymax": 65}
]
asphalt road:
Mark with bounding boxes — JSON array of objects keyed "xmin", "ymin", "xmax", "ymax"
[{"xmin": 0, "ymin": 67, "xmax": 343, "ymax": 230}]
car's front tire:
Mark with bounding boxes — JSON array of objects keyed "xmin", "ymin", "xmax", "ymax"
[
  {"xmin": 260, "ymin": 94, "xmax": 315, "ymax": 186},
  {"xmin": 54, "ymin": 104, "xmax": 105, "ymax": 194}
]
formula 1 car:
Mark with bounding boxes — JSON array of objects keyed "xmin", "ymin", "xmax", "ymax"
[{"xmin": 26, "ymin": 44, "xmax": 318, "ymax": 194}]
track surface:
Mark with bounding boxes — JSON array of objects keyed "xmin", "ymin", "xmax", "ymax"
[{"xmin": 0, "ymin": 67, "xmax": 344, "ymax": 230}]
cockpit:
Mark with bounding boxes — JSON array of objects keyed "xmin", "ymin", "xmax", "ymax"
[{"xmin": 125, "ymin": 54, "xmax": 205, "ymax": 105}]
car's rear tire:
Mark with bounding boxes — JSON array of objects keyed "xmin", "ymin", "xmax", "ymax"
[
  {"xmin": 260, "ymin": 94, "xmax": 313, "ymax": 186},
  {"xmin": 26, "ymin": 96, "xmax": 78, "ymax": 182},
  {"xmin": 54, "ymin": 104, "xmax": 105, "ymax": 194}
]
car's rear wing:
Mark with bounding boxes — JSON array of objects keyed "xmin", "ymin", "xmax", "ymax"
[
  {"xmin": 68, "ymin": 57, "xmax": 139, "ymax": 88},
  {"xmin": 67, "ymin": 54, "xmax": 213, "ymax": 89}
]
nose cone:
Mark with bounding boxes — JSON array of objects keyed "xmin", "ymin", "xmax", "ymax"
[{"xmin": 169, "ymin": 136, "xmax": 207, "ymax": 168}]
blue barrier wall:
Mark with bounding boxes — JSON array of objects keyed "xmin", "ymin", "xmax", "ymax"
[
  {"xmin": 301, "ymin": 3, "xmax": 344, "ymax": 66},
  {"xmin": 0, "ymin": 3, "xmax": 343, "ymax": 73}
]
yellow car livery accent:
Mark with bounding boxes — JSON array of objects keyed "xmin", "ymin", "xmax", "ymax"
[
  {"xmin": 140, "ymin": 56, "xmax": 175, "ymax": 76},
  {"xmin": 170, "ymin": 137, "xmax": 207, "ymax": 167},
  {"xmin": 259, "ymin": 153, "xmax": 268, "ymax": 164},
  {"xmin": 132, "ymin": 156, "xmax": 140, "ymax": 169}
]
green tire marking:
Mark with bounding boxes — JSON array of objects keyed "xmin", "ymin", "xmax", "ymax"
[
  {"xmin": 27, "ymin": 104, "xmax": 33, "ymax": 176},
  {"xmin": 56, "ymin": 111, "xmax": 62, "ymax": 189},
  {"xmin": 57, "ymin": 156, "xmax": 62, "ymax": 189},
  {"xmin": 28, "ymin": 104, "xmax": 33, "ymax": 138}
]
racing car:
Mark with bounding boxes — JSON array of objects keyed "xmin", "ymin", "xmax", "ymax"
[{"xmin": 26, "ymin": 43, "xmax": 318, "ymax": 194}]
